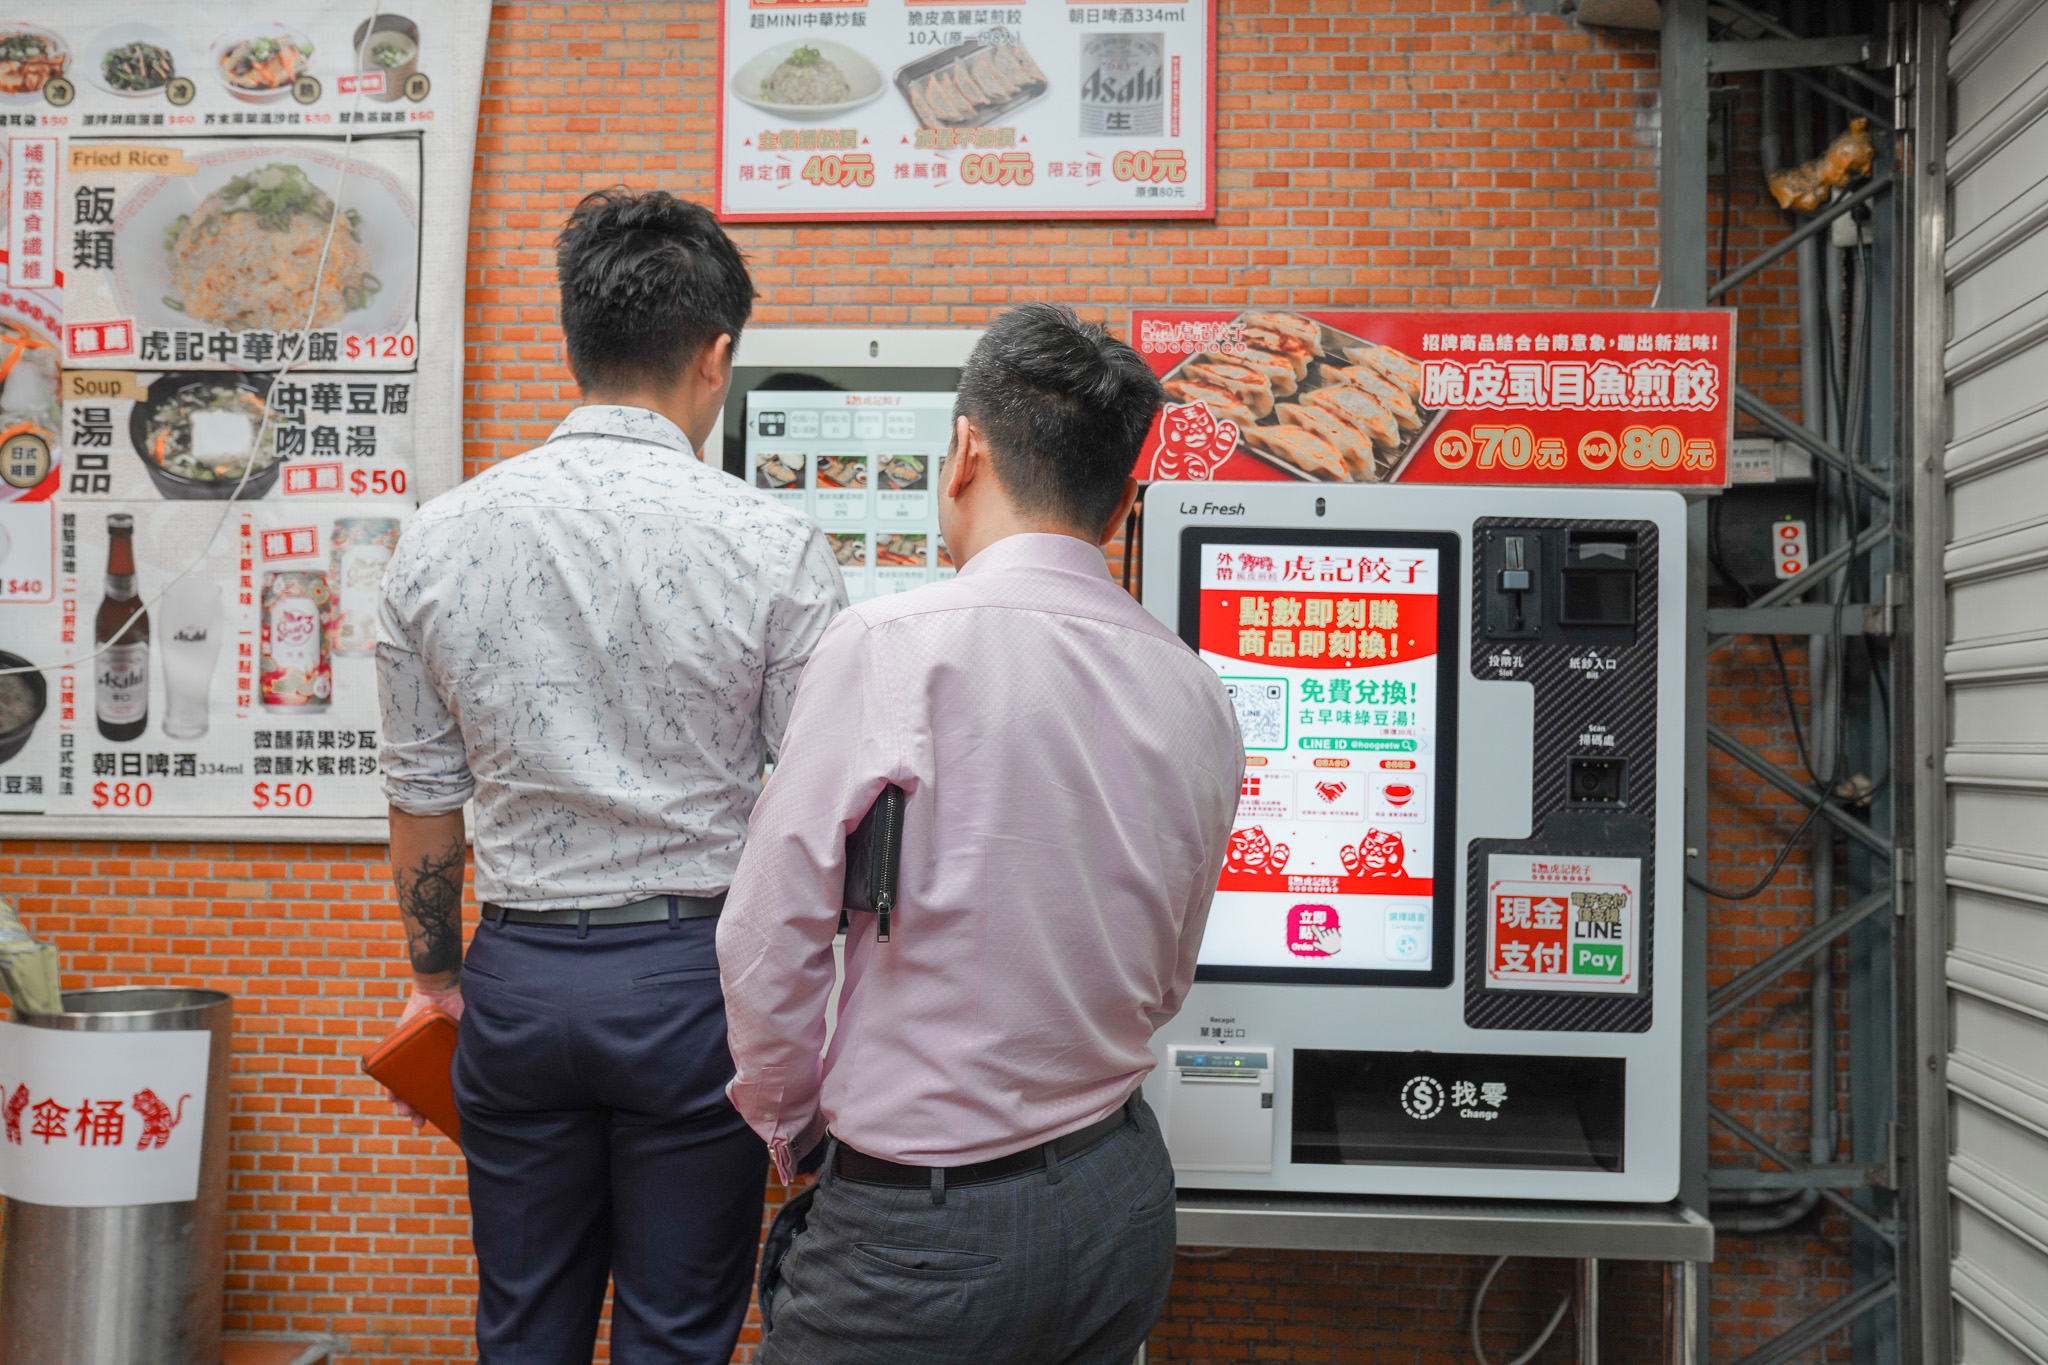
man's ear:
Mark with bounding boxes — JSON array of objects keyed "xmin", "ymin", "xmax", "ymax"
[
  {"xmin": 699, "ymin": 333, "xmax": 734, "ymax": 385},
  {"xmin": 1097, "ymin": 476, "xmax": 1140, "ymax": 548},
  {"xmin": 943, "ymin": 415, "xmax": 979, "ymax": 499}
]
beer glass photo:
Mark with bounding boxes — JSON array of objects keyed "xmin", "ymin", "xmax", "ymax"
[{"xmin": 158, "ymin": 579, "xmax": 225, "ymax": 740}]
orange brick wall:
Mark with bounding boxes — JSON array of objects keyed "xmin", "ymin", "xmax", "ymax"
[{"xmin": 0, "ymin": 2, "xmax": 1864, "ymax": 1362}]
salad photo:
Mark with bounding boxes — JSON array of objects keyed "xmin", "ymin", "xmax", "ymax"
[
  {"xmin": 213, "ymin": 25, "xmax": 314, "ymax": 101},
  {"xmin": 102, "ymin": 39, "xmax": 173, "ymax": 93}
]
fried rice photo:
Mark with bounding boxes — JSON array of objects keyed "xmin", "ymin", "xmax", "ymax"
[
  {"xmin": 760, "ymin": 45, "xmax": 851, "ymax": 106},
  {"xmin": 163, "ymin": 162, "xmax": 382, "ymax": 332}
]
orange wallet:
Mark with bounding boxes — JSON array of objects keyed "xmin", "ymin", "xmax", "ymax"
[{"xmin": 362, "ymin": 1007, "xmax": 462, "ymax": 1141}]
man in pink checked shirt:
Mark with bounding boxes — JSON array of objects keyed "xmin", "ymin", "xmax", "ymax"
[{"xmin": 717, "ymin": 303, "xmax": 1244, "ymax": 1365}]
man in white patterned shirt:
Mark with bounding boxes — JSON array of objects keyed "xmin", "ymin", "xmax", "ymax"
[{"xmin": 375, "ymin": 190, "xmax": 845, "ymax": 1365}]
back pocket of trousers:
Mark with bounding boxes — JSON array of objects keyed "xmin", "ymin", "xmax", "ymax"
[{"xmin": 853, "ymin": 1244, "xmax": 1002, "ymax": 1280}]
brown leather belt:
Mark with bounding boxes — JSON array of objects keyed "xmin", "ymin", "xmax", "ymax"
[{"xmin": 834, "ymin": 1103, "xmax": 1132, "ymax": 1188}]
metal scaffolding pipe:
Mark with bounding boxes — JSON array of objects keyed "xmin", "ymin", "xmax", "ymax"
[
  {"xmin": 1733, "ymin": 386, "xmax": 1891, "ymax": 496},
  {"xmin": 1708, "ymin": 523, "xmax": 1892, "ymax": 656},
  {"xmin": 1707, "ymin": 1104, "xmax": 1896, "ymax": 1239},
  {"xmin": 1711, "ymin": 0, "xmax": 1892, "ymax": 95},
  {"xmin": 1705, "ymin": 722, "xmax": 1892, "ymax": 856},
  {"xmin": 1709, "ymin": 885, "xmax": 1892, "ymax": 1021},
  {"xmin": 1706, "ymin": 173, "xmax": 1892, "ymax": 299},
  {"xmin": 1727, "ymin": 1276, "xmax": 1898, "ymax": 1365},
  {"xmin": 1785, "ymin": 65, "xmax": 1893, "ymax": 129}
]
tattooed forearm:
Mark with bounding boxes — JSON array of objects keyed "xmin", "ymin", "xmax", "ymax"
[
  {"xmin": 388, "ymin": 807, "xmax": 468, "ymax": 988},
  {"xmin": 399, "ymin": 844, "xmax": 467, "ymax": 978}
]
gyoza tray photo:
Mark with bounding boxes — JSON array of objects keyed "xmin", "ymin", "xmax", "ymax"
[
  {"xmin": 894, "ymin": 38, "xmax": 1047, "ymax": 130},
  {"xmin": 1161, "ymin": 313, "xmax": 1443, "ymax": 483}
]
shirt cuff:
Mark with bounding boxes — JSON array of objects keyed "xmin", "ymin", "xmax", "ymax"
[
  {"xmin": 728, "ymin": 1071, "xmax": 826, "ymax": 1183},
  {"xmin": 381, "ymin": 771, "xmax": 475, "ymax": 816}
]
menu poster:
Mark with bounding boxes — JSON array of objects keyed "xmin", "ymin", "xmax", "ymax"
[
  {"xmin": 744, "ymin": 389, "xmax": 956, "ymax": 602},
  {"xmin": 0, "ymin": 2, "xmax": 491, "ymax": 831},
  {"xmin": 715, "ymin": 0, "xmax": 1216, "ymax": 221},
  {"xmin": 1131, "ymin": 309, "xmax": 1736, "ymax": 488}
]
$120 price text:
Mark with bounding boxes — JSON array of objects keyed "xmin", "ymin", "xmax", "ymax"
[{"xmin": 340, "ymin": 334, "xmax": 419, "ymax": 362}]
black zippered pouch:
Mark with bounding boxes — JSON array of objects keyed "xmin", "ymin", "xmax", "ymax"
[{"xmin": 842, "ymin": 783, "xmax": 905, "ymax": 942}]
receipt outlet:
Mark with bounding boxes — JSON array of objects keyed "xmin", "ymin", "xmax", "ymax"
[{"xmin": 1164, "ymin": 1047, "xmax": 1275, "ymax": 1174}]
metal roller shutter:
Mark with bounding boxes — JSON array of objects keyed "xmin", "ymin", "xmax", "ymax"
[{"xmin": 1941, "ymin": 1, "xmax": 2048, "ymax": 1359}]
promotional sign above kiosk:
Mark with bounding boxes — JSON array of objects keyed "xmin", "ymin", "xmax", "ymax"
[
  {"xmin": 714, "ymin": 0, "xmax": 1218, "ymax": 221},
  {"xmin": 1130, "ymin": 309, "xmax": 1735, "ymax": 489}
]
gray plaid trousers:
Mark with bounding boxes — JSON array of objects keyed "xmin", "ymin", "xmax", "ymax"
[{"xmin": 758, "ymin": 1095, "xmax": 1177, "ymax": 1365}]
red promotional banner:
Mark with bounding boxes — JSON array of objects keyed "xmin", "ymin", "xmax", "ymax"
[
  {"xmin": 1197, "ymin": 588, "xmax": 1437, "ymax": 671},
  {"xmin": 1131, "ymin": 309, "xmax": 1735, "ymax": 488}
]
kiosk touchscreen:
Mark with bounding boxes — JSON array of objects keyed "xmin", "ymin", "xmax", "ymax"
[
  {"xmin": 1181, "ymin": 530, "xmax": 1460, "ymax": 985},
  {"xmin": 1142, "ymin": 483, "xmax": 1688, "ymax": 1203},
  {"xmin": 718, "ymin": 329, "xmax": 983, "ymax": 602}
]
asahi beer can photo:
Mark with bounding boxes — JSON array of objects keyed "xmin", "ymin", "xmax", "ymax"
[
  {"xmin": 262, "ymin": 571, "xmax": 333, "ymax": 713},
  {"xmin": 1079, "ymin": 33, "xmax": 1164, "ymax": 137},
  {"xmin": 328, "ymin": 517, "xmax": 402, "ymax": 656}
]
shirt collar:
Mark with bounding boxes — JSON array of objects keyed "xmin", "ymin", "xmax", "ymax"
[
  {"xmin": 547, "ymin": 405, "xmax": 697, "ymax": 458},
  {"xmin": 956, "ymin": 532, "xmax": 1112, "ymax": 581}
]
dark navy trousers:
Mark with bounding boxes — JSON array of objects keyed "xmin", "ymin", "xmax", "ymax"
[{"xmin": 453, "ymin": 915, "xmax": 768, "ymax": 1365}]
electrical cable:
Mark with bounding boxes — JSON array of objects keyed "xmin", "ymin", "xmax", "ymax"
[
  {"xmin": 1718, "ymin": 92, "xmax": 1735, "ymax": 283},
  {"xmin": 1689, "ymin": 794, "xmax": 1835, "ymax": 901},
  {"xmin": 1469, "ymin": 1256, "xmax": 1572, "ymax": 1365},
  {"xmin": 0, "ymin": 3, "xmax": 385, "ymax": 680},
  {"xmin": 1766, "ymin": 633, "xmax": 1815, "ymax": 781}
]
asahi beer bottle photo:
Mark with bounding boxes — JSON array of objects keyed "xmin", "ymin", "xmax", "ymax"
[
  {"xmin": 1079, "ymin": 33, "xmax": 1164, "ymax": 137},
  {"xmin": 95, "ymin": 513, "xmax": 149, "ymax": 742}
]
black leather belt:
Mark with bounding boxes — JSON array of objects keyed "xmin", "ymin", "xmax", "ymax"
[
  {"xmin": 835, "ymin": 1103, "xmax": 1131, "ymax": 1188},
  {"xmin": 482, "ymin": 892, "xmax": 727, "ymax": 930}
]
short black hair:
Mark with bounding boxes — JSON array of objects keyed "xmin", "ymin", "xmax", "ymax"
[
  {"xmin": 556, "ymin": 189, "xmax": 754, "ymax": 393},
  {"xmin": 954, "ymin": 304, "xmax": 1165, "ymax": 534}
]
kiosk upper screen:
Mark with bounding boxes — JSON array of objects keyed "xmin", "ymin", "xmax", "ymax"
[
  {"xmin": 742, "ymin": 388, "xmax": 957, "ymax": 603},
  {"xmin": 1182, "ymin": 529, "xmax": 1460, "ymax": 986}
]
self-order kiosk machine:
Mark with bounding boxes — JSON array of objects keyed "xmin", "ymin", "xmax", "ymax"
[{"xmin": 1141, "ymin": 482, "xmax": 1688, "ymax": 1203}]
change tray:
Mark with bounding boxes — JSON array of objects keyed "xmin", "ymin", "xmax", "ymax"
[
  {"xmin": 893, "ymin": 40, "xmax": 1049, "ymax": 131},
  {"xmin": 1160, "ymin": 313, "xmax": 1446, "ymax": 484}
]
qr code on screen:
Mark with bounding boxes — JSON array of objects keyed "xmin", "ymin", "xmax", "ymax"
[{"xmin": 1225, "ymin": 680, "xmax": 1287, "ymax": 749}]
